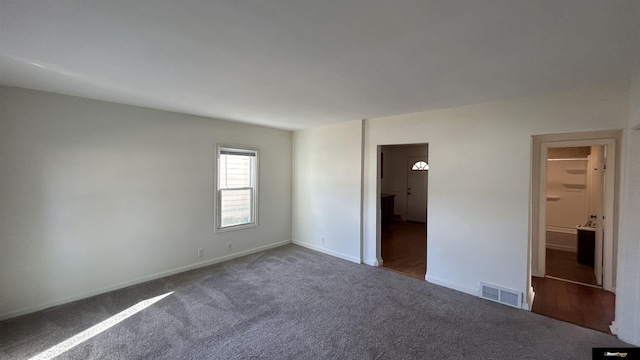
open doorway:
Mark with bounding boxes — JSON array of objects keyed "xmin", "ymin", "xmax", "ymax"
[
  {"xmin": 544, "ymin": 146, "xmax": 603, "ymax": 286},
  {"xmin": 379, "ymin": 144, "xmax": 428, "ymax": 280},
  {"xmin": 529, "ymin": 132, "xmax": 619, "ymax": 333}
]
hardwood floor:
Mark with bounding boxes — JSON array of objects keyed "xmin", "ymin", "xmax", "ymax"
[
  {"xmin": 546, "ymin": 248, "xmax": 596, "ymax": 285},
  {"xmin": 381, "ymin": 220, "xmax": 426, "ymax": 280},
  {"xmin": 531, "ymin": 276, "xmax": 615, "ymax": 333}
]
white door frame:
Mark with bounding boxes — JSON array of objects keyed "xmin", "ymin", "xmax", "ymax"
[
  {"xmin": 406, "ymin": 156, "xmax": 428, "ymax": 223},
  {"xmin": 537, "ymin": 138, "xmax": 616, "ymax": 292}
]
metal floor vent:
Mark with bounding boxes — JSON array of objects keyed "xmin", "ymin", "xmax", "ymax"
[{"xmin": 479, "ymin": 283, "xmax": 522, "ymax": 308}]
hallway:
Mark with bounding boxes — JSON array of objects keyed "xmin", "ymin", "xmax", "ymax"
[
  {"xmin": 531, "ymin": 276, "xmax": 615, "ymax": 333},
  {"xmin": 381, "ymin": 220, "xmax": 426, "ymax": 280}
]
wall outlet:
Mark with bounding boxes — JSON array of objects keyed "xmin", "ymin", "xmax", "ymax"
[
  {"xmin": 197, "ymin": 249, "xmax": 204, "ymax": 258},
  {"xmin": 227, "ymin": 242, "xmax": 232, "ymax": 250},
  {"xmin": 321, "ymin": 236, "xmax": 325, "ymax": 245}
]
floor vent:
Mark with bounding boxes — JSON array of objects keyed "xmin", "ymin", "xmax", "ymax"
[{"xmin": 479, "ymin": 283, "xmax": 521, "ymax": 308}]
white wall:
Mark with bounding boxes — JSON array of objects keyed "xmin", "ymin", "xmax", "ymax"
[
  {"xmin": 292, "ymin": 120, "xmax": 362, "ymax": 263},
  {"xmin": 362, "ymin": 83, "xmax": 629, "ymax": 302},
  {"xmin": 616, "ymin": 75, "xmax": 640, "ymax": 345},
  {"xmin": 0, "ymin": 86, "xmax": 292, "ymax": 319},
  {"xmin": 545, "ymin": 153, "xmax": 590, "ymax": 252}
]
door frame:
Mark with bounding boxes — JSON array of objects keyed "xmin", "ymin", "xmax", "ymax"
[
  {"xmin": 530, "ymin": 131, "xmax": 619, "ymax": 297},
  {"xmin": 537, "ymin": 139, "xmax": 614, "ymax": 290},
  {"xmin": 406, "ymin": 156, "xmax": 428, "ymax": 223},
  {"xmin": 377, "ymin": 143, "xmax": 429, "ymax": 278}
]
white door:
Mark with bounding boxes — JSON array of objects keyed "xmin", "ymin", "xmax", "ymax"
[
  {"xmin": 592, "ymin": 146, "xmax": 605, "ymax": 286},
  {"xmin": 406, "ymin": 156, "xmax": 428, "ymax": 222}
]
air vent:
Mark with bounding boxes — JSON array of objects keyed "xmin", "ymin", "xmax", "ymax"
[{"xmin": 479, "ymin": 283, "xmax": 521, "ymax": 309}]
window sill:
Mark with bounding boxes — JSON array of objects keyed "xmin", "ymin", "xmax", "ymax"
[{"xmin": 215, "ymin": 222, "xmax": 258, "ymax": 234}]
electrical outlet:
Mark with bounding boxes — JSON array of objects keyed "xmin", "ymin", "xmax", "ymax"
[
  {"xmin": 197, "ymin": 249, "xmax": 204, "ymax": 258},
  {"xmin": 227, "ymin": 242, "xmax": 232, "ymax": 250},
  {"xmin": 321, "ymin": 236, "xmax": 325, "ymax": 245}
]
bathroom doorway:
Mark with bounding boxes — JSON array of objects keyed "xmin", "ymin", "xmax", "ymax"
[
  {"xmin": 379, "ymin": 144, "xmax": 428, "ymax": 280},
  {"xmin": 536, "ymin": 138, "xmax": 616, "ymax": 291},
  {"xmin": 544, "ymin": 145, "xmax": 603, "ymax": 286},
  {"xmin": 529, "ymin": 132, "xmax": 619, "ymax": 333}
]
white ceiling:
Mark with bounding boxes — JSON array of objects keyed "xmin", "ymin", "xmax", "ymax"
[{"xmin": 1, "ymin": 1, "xmax": 639, "ymax": 130}]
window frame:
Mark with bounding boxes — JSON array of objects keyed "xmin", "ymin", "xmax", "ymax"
[
  {"xmin": 411, "ymin": 160, "xmax": 429, "ymax": 171},
  {"xmin": 214, "ymin": 144, "xmax": 259, "ymax": 233}
]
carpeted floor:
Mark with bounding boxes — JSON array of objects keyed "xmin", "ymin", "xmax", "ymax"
[{"xmin": 0, "ymin": 244, "xmax": 631, "ymax": 359}]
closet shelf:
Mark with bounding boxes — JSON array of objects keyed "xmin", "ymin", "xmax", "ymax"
[{"xmin": 563, "ymin": 183, "xmax": 586, "ymax": 190}]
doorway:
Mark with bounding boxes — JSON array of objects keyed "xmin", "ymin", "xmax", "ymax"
[
  {"xmin": 544, "ymin": 146, "xmax": 603, "ymax": 286},
  {"xmin": 536, "ymin": 139, "xmax": 616, "ymax": 290},
  {"xmin": 379, "ymin": 144, "xmax": 428, "ymax": 280},
  {"xmin": 529, "ymin": 131, "xmax": 620, "ymax": 333}
]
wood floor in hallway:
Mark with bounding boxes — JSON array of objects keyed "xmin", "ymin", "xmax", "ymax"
[
  {"xmin": 381, "ymin": 220, "xmax": 426, "ymax": 280},
  {"xmin": 546, "ymin": 248, "xmax": 596, "ymax": 285},
  {"xmin": 531, "ymin": 276, "xmax": 615, "ymax": 333}
]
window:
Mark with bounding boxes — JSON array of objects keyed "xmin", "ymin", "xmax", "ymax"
[
  {"xmin": 216, "ymin": 146, "xmax": 258, "ymax": 231},
  {"xmin": 411, "ymin": 161, "xmax": 429, "ymax": 171}
]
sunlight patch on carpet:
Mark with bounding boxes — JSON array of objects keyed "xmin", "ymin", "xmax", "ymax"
[{"xmin": 29, "ymin": 292, "xmax": 174, "ymax": 360}]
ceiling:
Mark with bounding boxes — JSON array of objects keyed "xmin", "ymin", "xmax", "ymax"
[{"xmin": 1, "ymin": 1, "xmax": 639, "ymax": 130}]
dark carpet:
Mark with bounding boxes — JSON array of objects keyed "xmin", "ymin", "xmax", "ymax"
[{"xmin": 0, "ymin": 244, "xmax": 631, "ymax": 359}]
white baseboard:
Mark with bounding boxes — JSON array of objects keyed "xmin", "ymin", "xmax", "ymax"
[
  {"xmin": 546, "ymin": 244, "xmax": 576, "ymax": 252},
  {"xmin": 425, "ymin": 274, "xmax": 477, "ymax": 297},
  {"xmin": 545, "ymin": 226, "xmax": 577, "ymax": 234},
  {"xmin": 291, "ymin": 240, "xmax": 361, "ymax": 264},
  {"xmin": 531, "ymin": 269, "xmax": 541, "ymax": 277},
  {"xmin": 363, "ymin": 257, "xmax": 382, "ymax": 266},
  {"xmin": 609, "ymin": 321, "xmax": 618, "ymax": 335},
  {"xmin": 0, "ymin": 240, "xmax": 292, "ymax": 321},
  {"xmin": 522, "ymin": 286, "xmax": 535, "ymax": 311}
]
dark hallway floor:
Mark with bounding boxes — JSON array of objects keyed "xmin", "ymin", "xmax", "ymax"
[
  {"xmin": 531, "ymin": 276, "xmax": 615, "ymax": 333},
  {"xmin": 546, "ymin": 248, "xmax": 597, "ymax": 285},
  {"xmin": 381, "ymin": 220, "xmax": 426, "ymax": 280}
]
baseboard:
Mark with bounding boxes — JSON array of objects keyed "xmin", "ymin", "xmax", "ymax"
[
  {"xmin": 363, "ymin": 257, "xmax": 382, "ymax": 266},
  {"xmin": 545, "ymin": 226, "xmax": 577, "ymax": 234},
  {"xmin": 0, "ymin": 240, "xmax": 292, "ymax": 321},
  {"xmin": 531, "ymin": 269, "xmax": 541, "ymax": 277},
  {"xmin": 425, "ymin": 274, "xmax": 478, "ymax": 297},
  {"xmin": 522, "ymin": 286, "xmax": 535, "ymax": 311},
  {"xmin": 609, "ymin": 321, "xmax": 618, "ymax": 335},
  {"xmin": 292, "ymin": 240, "xmax": 361, "ymax": 264},
  {"xmin": 545, "ymin": 244, "xmax": 576, "ymax": 252}
]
